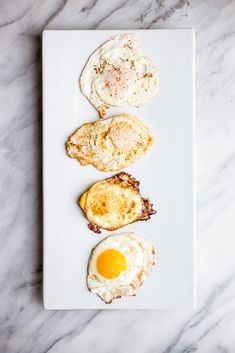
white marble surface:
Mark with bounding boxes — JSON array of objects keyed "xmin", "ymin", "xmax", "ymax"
[{"xmin": 0, "ymin": 0, "xmax": 235, "ymax": 351}]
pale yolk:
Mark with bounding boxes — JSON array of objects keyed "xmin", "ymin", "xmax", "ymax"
[
  {"xmin": 110, "ymin": 122, "xmax": 139, "ymax": 151},
  {"xmin": 105, "ymin": 63, "xmax": 135, "ymax": 97},
  {"xmin": 97, "ymin": 249, "xmax": 126, "ymax": 279}
]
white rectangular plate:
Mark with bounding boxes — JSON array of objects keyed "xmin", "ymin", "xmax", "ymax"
[{"xmin": 43, "ymin": 29, "xmax": 195, "ymax": 309}]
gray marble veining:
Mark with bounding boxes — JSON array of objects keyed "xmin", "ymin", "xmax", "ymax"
[{"xmin": 0, "ymin": 0, "xmax": 235, "ymax": 352}]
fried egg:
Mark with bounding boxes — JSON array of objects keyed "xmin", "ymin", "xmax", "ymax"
[
  {"xmin": 87, "ymin": 232, "xmax": 155, "ymax": 304},
  {"xmin": 66, "ymin": 114, "xmax": 153, "ymax": 172},
  {"xmin": 79, "ymin": 172, "xmax": 156, "ymax": 233},
  {"xmin": 80, "ymin": 33, "xmax": 159, "ymax": 117}
]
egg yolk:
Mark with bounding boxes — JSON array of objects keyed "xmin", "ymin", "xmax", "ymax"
[
  {"xmin": 97, "ymin": 249, "xmax": 126, "ymax": 279},
  {"xmin": 105, "ymin": 63, "xmax": 135, "ymax": 97}
]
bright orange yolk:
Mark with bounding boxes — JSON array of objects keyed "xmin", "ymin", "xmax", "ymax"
[{"xmin": 97, "ymin": 249, "xmax": 126, "ymax": 279}]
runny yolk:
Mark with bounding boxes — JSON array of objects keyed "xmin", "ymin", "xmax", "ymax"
[{"xmin": 97, "ymin": 249, "xmax": 126, "ymax": 279}]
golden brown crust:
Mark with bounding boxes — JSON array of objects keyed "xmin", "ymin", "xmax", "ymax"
[{"xmin": 86, "ymin": 172, "xmax": 156, "ymax": 233}]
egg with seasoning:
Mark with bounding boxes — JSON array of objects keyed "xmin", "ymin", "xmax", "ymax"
[
  {"xmin": 66, "ymin": 114, "xmax": 153, "ymax": 172},
  {"xmin": 87, "ymin": 232, "xmax": 155, "ymax": 304},
  {"xmin": 79, "ymin": 172, "xmax": 156, "ymax": 233},
  {"xmin": 79, "ymin": 33, "xmax": 159, "ymax": 117}
]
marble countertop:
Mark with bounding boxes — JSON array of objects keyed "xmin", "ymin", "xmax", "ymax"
[{"xmin": 0, "ymin": 0, "xmax": 235, "ymax": 352}]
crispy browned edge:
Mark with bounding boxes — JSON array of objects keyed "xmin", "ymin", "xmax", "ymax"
[
  {"xmin": 85, "ymin": 172, "xmax": 156, "ymax": 233},
  {"xmin": 97, "ymin": 103, "xmax": 109, "ymax": 118}
]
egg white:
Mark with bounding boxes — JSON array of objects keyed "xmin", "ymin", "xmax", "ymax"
[
  {"xmin": 66, "ymin": 114, "xmax": 153, "ymax": 172},
  {"xmin": 84, "ymin": 180, "xmax": 143, "ymax": 230},
  {"xmin": 87, "ymin": 233, "xmax": 155, "ymax": 304},
  {"xmin": 80, "ymin": 33, "xmax": 159, "ymax": 117}
]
